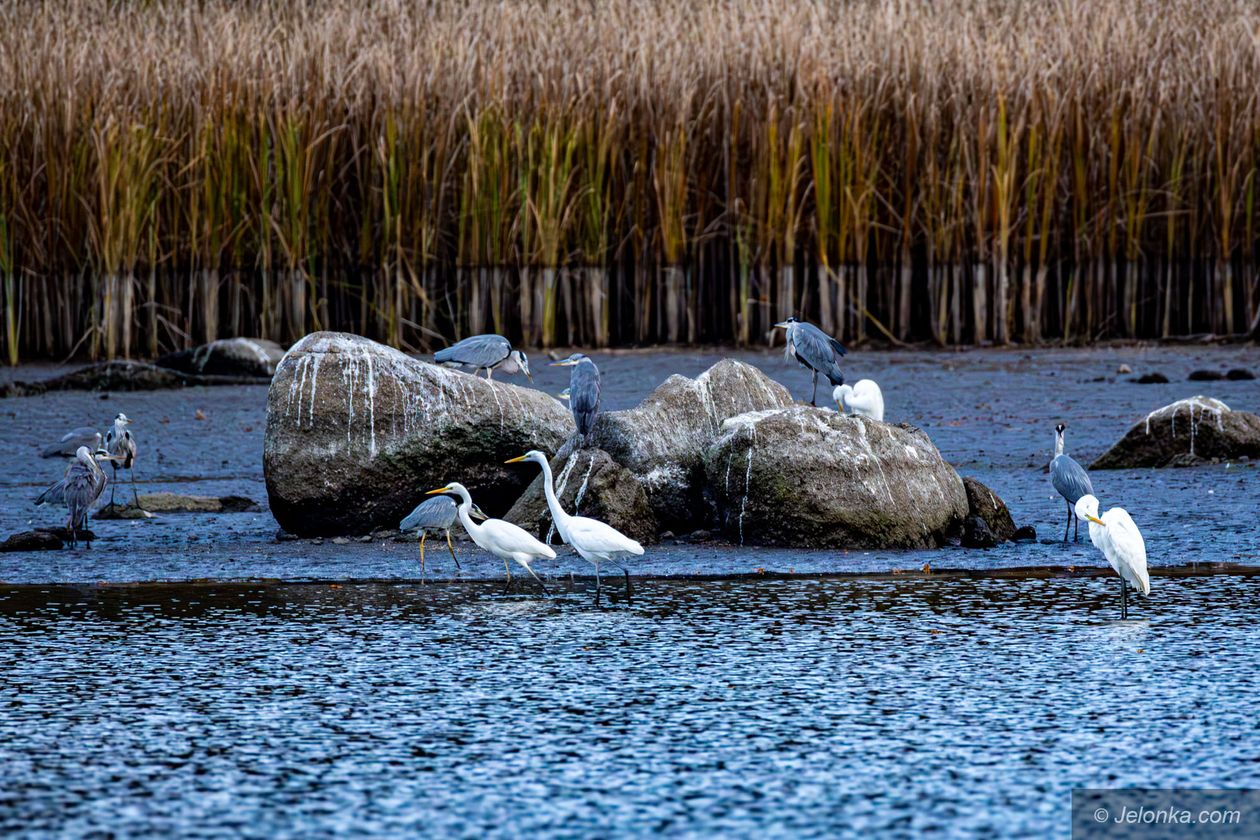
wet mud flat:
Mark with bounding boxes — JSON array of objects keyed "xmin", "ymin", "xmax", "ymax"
[
  {"xmin": 2, "ymin": 343, "xmax": 1258, "ymax": 583},
  {"xmin": 3, "ymin": 574, "xmax": 1260, "ymax": 838}
]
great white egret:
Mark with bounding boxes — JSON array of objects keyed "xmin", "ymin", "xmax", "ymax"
[
  {"xmin": 506, "ymin": 450, "xmax": 644, "ymax": 603},
  {"xmin": 434, "ymin": 334, "xmax": 532, "ymax": 381},
  {"xmin": 103, "ymin": 412, "xmax": 139, "ymax": 508},
  {"xmin": 399, "ymin": 495, "xmax": 487, "ymax": 578},
  {"xmin": 772, "ymin": 316, "xmax": 847, "ymax": 406},
  {"xmin": 34, "ymin": 446, "xmax": 110, "ymax": 547},
  {"xmin": 550, "ymin": 354, "xmax": 601, "ymax": 445},
  {"xmin": 425, "ymin": 482, "xmax": 555, "ymax": 592},
  {"xmin": 833, "ymin": 379, "xmax": 884, "ymax": 421},
  {"xmin": 1074, "ymin": 494, "xmax": 1150, "ymax": 619},
  {"xmin": 1051, "ymin": 422, "xmax": 1094, "ymax": 542}
]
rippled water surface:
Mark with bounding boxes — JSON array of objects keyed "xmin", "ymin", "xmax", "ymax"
[{"xmin": 3, "ymin": 575, "xmax": 1258, "ymax": 838}]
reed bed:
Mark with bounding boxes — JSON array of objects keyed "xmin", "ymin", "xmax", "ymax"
[{"xmin": 1, "ymin": 0, "xmax": 1259, "ymax": 362}]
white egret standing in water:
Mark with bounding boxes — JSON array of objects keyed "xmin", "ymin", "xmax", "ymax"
[
  {"xmin": 506, "ymin": 450, "xmax": 644, "ymax": 604},
  {"xmin": 425, "ymin": 482, "xmax": 555, "ymax": 593},
  {"xmin": 1074, "ymin": 494, "xmax": 1150, "ymax": 619}
]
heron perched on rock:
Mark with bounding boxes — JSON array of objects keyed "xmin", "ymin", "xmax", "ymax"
[
  {"xmin": 399, "ymin": 495, "xmax": 487, "ymax": 577},
  {"xmin": 551, "ymin": 353, "xmax": 601, "ymax": 445},
  {"xmin": 1050, "ymin": 422, "xmax": 1093, "ymax": 543},
  {"xmin": 1074, "ymin": 494, "xmax": 1150, "ymax": 619},
  {"xmin": 834, "ymin": 379, "xmax": 884, "ymax": 422},
  {"xmin": 425, "ymin": 482, "xmax": 555, "ymax": 592},
  {"xmin": 41, "ymin": 427, "xmax": 101, "ymax": 459},
  {"xmin": 507, "ymin": 450, "xmax": 644, "ymax": 604},
  {"xmin": 103, "ymin": 412, "xmax": 139, "ymax": 508},
  {"xmin": 35, "ymin": 446, "xmax": 110, "ymax": 548},
  {"xmin": 773, "ymin": 317, "xmax": 847, "ymax": 405},
  {"xmin": 434, "ymin": 334, "xmax": 532, "ymax": 381}
]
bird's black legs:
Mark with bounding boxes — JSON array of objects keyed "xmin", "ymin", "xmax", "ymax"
[
  {"xmin": 810, "ymin": 370, "xmax": 819, "ymax": 406},
  {"xmin": 622, "ymin": 566, "xmax": 633, "ymax": 602},
  {"xmin": 1074, "ymin": 511, "xmax": 1080, "ymax": 542},
  {"xmin": 1120, "ymin": 578, "xmax": 1129, "ymax": 620},
  {"xmin": 446, "ymin": 531, "xmax": 461, "ymax": 570},
  {"xmin": 524, "ymin": 565, "xmax": 549, "ymax": 595},
  {"xmin": 1063, "ymin": 502, "xmax": 1072, "ymax": 543},
  {"xmin": 109, "ymin": 465, "xmax": 118, "ymax": 507},
  {"xmin": 130, "ymin": 469, "xmax": 141, "ymax": 509}
]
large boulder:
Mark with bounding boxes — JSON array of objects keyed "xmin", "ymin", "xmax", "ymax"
[
  {"xmin": 504, "ymin": 448, "xmax": 657, "ymax": 545},
  {"xmin": 588, "ymin": 360, "xmax": 792, "ymax": 531},
  {"xmin": 157, "ymin": 338, "xmax": 285, "ymax": 379},
  {"xmin": 702, "ymin": 407, "xmax": 967, "ymax": 548},
  {"xmin": 264, "ymin": 332, "xmax": 573, "ymax": 536},
  {"xmin": 1091, "ymin": 396, "xmax": 1260, "ymax": 469}
]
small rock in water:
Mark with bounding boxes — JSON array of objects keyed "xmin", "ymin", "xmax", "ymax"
[
  {"xmin": 0, "ymin": 529, "xmax": 65, "ymax": 552},
  {"xmin": 1012, "ymin": 525, "xmax": 1037, "ymax": 543},
  {"xmin": 1133, "ymin": 372, "xmax": 1169, "ymax": 384},
  {"xmin": 195, "ymin": 408, "xmax": 207, "ymax": 420},
  {"xmin": 1117, "ymin": 364, "xmax": 1132, "ymax": 374},
  {"xmin": 961, "ymin": 515, "xmax": 998, "ymax": 549},
  {"xmin": 1227, "ymin": 368, "xmax": 1256, "ymax": 381},
  {"xmin": 331, "ymin": 536, "xmax": 350, "ymax": 545},
  {"xmin": 358, "ymin": 535, "xmax": 372, "ymax": 543},
  {"xmin": 275, "ymin": 528, "xmax": 299, "ymax": 542},
  {"xmin": 684, "ymin": 529, "xmax": 712, "ymax": 543},
  {"xmin": 659, "ymin": 531, "xmax": 675, "ymax": 541},
  {"xmin": 1188, "ymin": 370, "xmax": 1225, "ymax": 381}
]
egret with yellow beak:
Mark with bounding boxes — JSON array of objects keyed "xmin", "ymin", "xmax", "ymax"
[
  {"xmin": 425, "ymin": 482, "xmax": 555, "ymax": 593},
  {"xmin": 1074, "ymin": 494, "xmax": 1150, "ymax": 619}
]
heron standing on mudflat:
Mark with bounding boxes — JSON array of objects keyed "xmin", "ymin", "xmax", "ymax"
[
  {"xmin": 35, "ymin": 446, "xmax": 110, "ymax": 548},
  {"xmin": 773, "ymin": 317, "xmax": 847, "ymax": 406},
  {"xmin": 399, "ymin": 495, "xmax": 487, "ymax": 578},
  {"xmin": 551, "ymin": 353, "xmax": 601, "ymax": 446},
  {"xmin": 103, "ymin": 412, "xmax": 139, "ymax": 508},
  {"xmin": 434, "ymin": 334, "xmax": 532, "ymax": 381},
  {"xmin": 1050, "ymin": 422, "xmax": 1093, "ymax": 543},
  {"xmin": 41, "ymin": 427, "xmax": 102, "ymax": 459}
]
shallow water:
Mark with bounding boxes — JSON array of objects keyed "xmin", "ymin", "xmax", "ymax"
[
  {"xmin": 3, "ymin": 574, "xmax": 1258, "ymax": 838},
  {"xmin": 2, "ymin": 345, "xmax": 1258, "ymax": 837}
]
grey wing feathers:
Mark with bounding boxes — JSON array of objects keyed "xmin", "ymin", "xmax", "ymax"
[
  {"xmin": 795, "ymin": 323, "xmax": 847, "ymax": 386},
  {"xmin": 63, "ymin": 462, "xmax": 107, "ymax": 530},
  {"xmin": 400, "ymin": 496, "xmax": 456, "ymax": 532},
  {"xmin": 42, "ymin": 427, "xmax": 100, "ymax": 458},
  {"xmin": 569, "ymin": 360, "xmax": 601, "ymax": 437},
  {"xmin": 434, "ymin": 334, "xmax": 511, "ymax": 369},
  {"xmin": 1050, "ymin": 454, "xmax": 1093, "ymax": 505},
  {"xmin": 35, "ymin": 479, "xmax": 67, "ymax": 506}
]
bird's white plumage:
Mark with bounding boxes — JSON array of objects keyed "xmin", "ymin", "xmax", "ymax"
[
  {"xmin": 436, "ymin": 483, "xmax": 555, "ymax": 579},
  {"xmin": 834, "ymin": 379, "xmax": 884, "ymax": 422},
  {"xmin": 1076, "ymin": 494, "xmax": 1150, "ymax": 596}
]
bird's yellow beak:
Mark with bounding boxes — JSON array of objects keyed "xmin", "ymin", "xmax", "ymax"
[
  {"xmin": 1085, "ymin": 514, "xmax": 1105, "ymax": 525},
  {"xmin": 549, "ymin": 360, "xmax": 570, "ymax": 367},
  {"xmin": 504, "ymin": 455, "xmax": 527, "ymax": 464},
  {"xmin": 424, "ymin": 487, "xmax": 449, "ymax": 495},
  {"xmin": 773, "ymin": 321, "xmax": 790, "ymax": 329}
]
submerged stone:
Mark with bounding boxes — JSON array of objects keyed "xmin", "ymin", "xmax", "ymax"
[
  {"xmin": 157, "ymin": 338, "xmax": 284, "ymax": 379},
  {"xmin": 702, "ymin": 407, "xmax": 967, "ymax": 549},
  {"xmin": 264, "ymin": 332, "xmax": 573, "ymax": 536},
  {"xmin": 0, "ymin": 529, "xmax": 65, "ymax": 552},
  {"xmin": 1091, "ymin": 396, "xmax": 1260, "ymax": 469},
  {"xmin": 1133, "ymin": 372, "xmax": 1170, "ymax": 384}
]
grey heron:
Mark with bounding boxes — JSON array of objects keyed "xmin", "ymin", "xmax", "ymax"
[
  {"xmin": 34, "ymin": 446, "xmax": 110, "ymax": 548},
  {"xmin": 425, "ymin": 482, "xmax": 555, "ymax": 592},
  {"xmin": 434, "ymin": 334, "xmax": 532, "ymax": 381},
  {"xmin": 1050, "ymin": 422, "xmax": 1094, "ymax": 543},
  {"xmin": 550, "ymin": 353, "xmax": 601, "ymax": 445},
  {"xmin": 772, "ymin": 317, "xmax": 847, "ymax": 405},
  {"xmin": 507, "ymin": 451, "xmax": 643, "ymax": 604},
  {"xmin": 834, "ymin": 379, "xmax": 884, "ymax": 421},
  {"xmin": 103, "ymin": 412, "xmax": 139, "ymax": 508},
  {"xmin": 399, "ymin": 495, "xmax": 487, "ymax": 577},
  {"xmin": 41, "ymin": 427, "xmax": 102, "ymax": 459},
  {"xmin": 1075, "ymin": 494, "xmax": 1150, "ymax": 619}
]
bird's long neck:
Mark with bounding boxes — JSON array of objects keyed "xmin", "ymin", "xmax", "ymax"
[
  {"xmin": 539, "ymin": 457, "xmax": 573, "ymax": 531},
  {"xmin": 454, "ymin": 491, "xmax": 483, "ymax": 539},
  {"xmin": 1054, "ymin": 432, "xmax": 1065, "ymax": 457}
]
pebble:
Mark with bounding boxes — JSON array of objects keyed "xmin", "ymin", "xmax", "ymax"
[
  {"xmin": 1133, "ymin": 372, "xmax": 1169, "ymax": 384},
  {"xmin": 332, "ymin": 536, "xmax": 350, "ymax": 545},
  {"xmin": 1117, "ymin": 364, "xmax": 1132, "ymax": 374}
]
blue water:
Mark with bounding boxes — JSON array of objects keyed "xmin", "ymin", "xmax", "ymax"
[{"xmin": 2, "ymin": 574, "xmax": 1257, "ymax": 838}]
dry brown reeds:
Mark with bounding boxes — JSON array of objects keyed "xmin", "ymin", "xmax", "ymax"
[{"xmin": 1, "ymin": 0, "xmax": 1259, "ymax": 363}]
